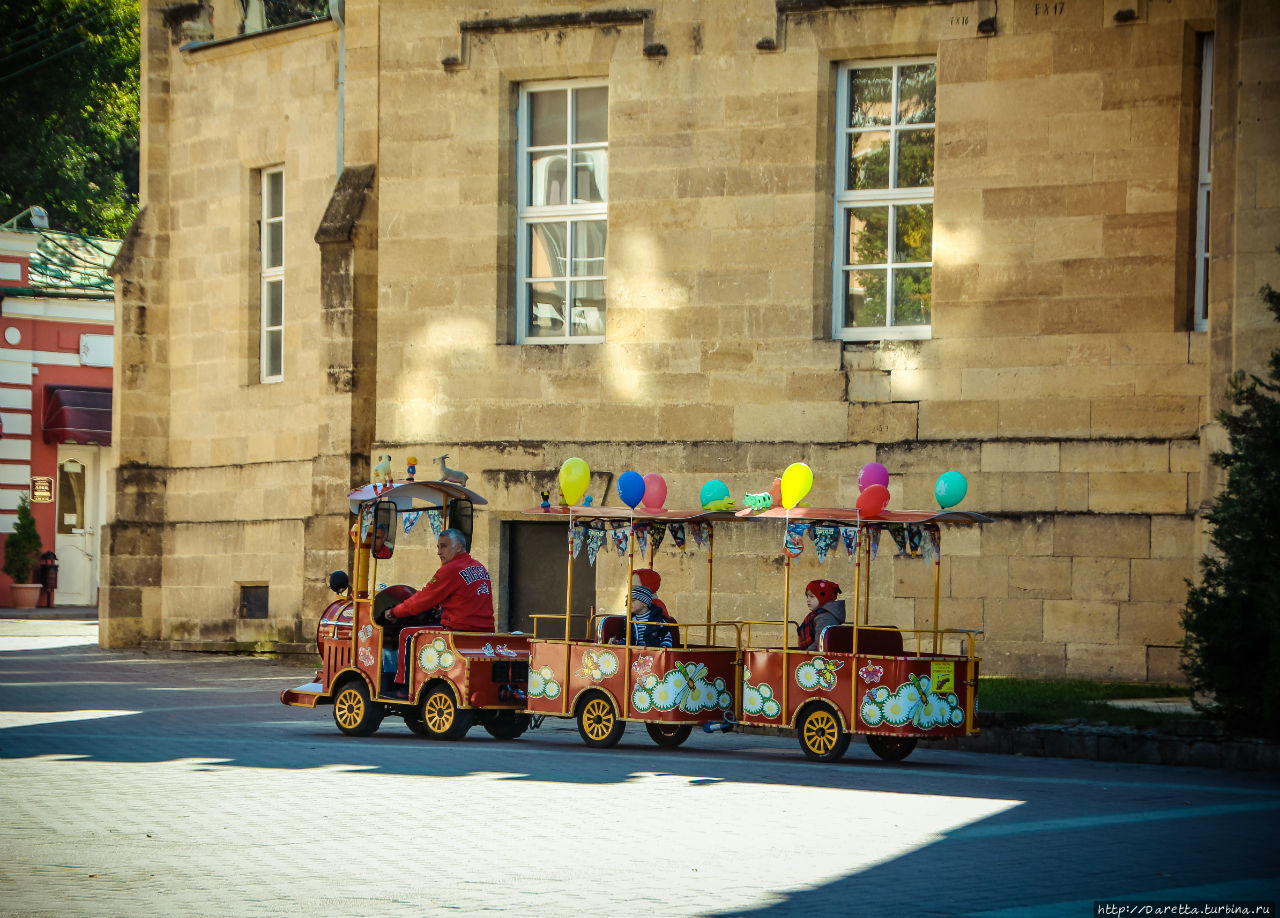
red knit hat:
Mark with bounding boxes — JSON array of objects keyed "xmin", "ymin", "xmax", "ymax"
[
  {"xmin": 633, "ymin": 568, "xmax": 661, "ymax": 592},
  {"xmin": 806, "ymin": 579, "xmax": 840, "ymax": 605}
]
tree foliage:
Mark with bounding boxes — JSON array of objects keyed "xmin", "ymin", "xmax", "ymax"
[
  {"xmin": 1181, "ymin": 275, "xmax": 1280, "ymax": 738},
  {"xmin": 3, "ymin": 493, "xmax": 43, "ymax": 584},
  {"xmin": 0, "ymin": 0, "xmax": 139, "ymax": 238}
]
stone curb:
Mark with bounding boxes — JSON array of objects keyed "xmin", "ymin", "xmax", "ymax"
[{"xmin": 921, "ymin": 722, "xmax": 1280, "ymax": 772}]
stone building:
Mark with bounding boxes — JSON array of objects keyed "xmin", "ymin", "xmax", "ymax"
[{"xmin": 106, "ymin": 0, "xmax": 1279, "ymax": 682}]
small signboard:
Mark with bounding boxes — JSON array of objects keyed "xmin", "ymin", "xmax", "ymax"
[{"xmin": 30, "ymin": 477, "xmax": 54, "ymax": 503}]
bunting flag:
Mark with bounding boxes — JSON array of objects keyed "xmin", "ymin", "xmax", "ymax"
[
  {"xmin": 403, "ymin": 510, "xmax": 423, "ymax": 535},
  {"xmin": 812, "ymin": 525, "xmax": 837, "ymax": 564},
  {"xmin": 426, "ymin": 508, "xmax": 444, "ymax": 537},
  {"xmin": 612, "ymin": 527, "xmax": 629, "ymax": 559},
  {"xmin": 867, "ymin": 524, "xmax": 883, "ymax": 561},
  {"xmin": 586, "ymin": 528, "xmax": 605, "ymax": 565},
  {"xmin": 570, "ymin": 525, "xmax": 586, "ymax": 560},
  {"xmin": 906, "ymin": 523, "xmax": 925, "ymax": 557},
  {"xmin": 784, "ymin": 522, "xmax": 806, "ymax": 557},
  {"xmin": 631, "ymin": 524, "xmax": 649, "ymax": 560},
  {"xmin": 841, "ymin": 526, "xmax": 859, "ymax": 558},
  {"xmin": 923, "ymin": 523, "xmax": 941, "ymax": 561},
  {"xmin": 889, "ymin": 524, "xmax": 909, "ymax": 558},
  {"xmin": 691, "ymin": 522, "xmax": 709, "ymax": 549},
  {"xmin": 649, "ymin": 523, "xmax": 667, "ymax": 555},
  {"xmin": 669, "ymin": 523, "xmax": 686, "ymax": 550},
  {"xmin": 359, "ymin": 503, "xmax": 374, "ymax": 542}
]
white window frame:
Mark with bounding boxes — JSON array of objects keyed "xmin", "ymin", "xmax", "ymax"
[
  {"xmin": 260, "ymin": 166, "xmax": 285, "ymax": 383},
  {"xmin": 1192, "ymin": 33, "xmax": 1213, "ymax": 333},
  {"xmin": 516, "ymin": 80, "xmax": 608, "ymax": 345},
  {"xmin": 833, "ymin": 58, "xmax": 936, "ymax": 342}
]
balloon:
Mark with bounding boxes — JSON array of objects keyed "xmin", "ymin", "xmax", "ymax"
[
  {"xmin": 641, "ymin": 473, "xmax": 667, "ymax": 510},
  {"xmin": 617, "ymin": 470, "xmax": 646, "ymax": 509},
  {"xmin": 935, "ymin": 471, "xmax": 968, "ymax": 509},
  {"xmin": 558, "ymin": 457, "xmax": 590, "ymax": 505},
  {"xmin": 699, "ymin": 479, "xmax": 730, "ymax": 509},
  {"xmin": 857, "ymin": 462, "xmax": 889, "ymax": 492},
  {"xmin": 856, "ymin": 483, "xmax": 890, "ymax": 517},
  {"xmin": 779, "ymin": 462, "xmax": 814, "ymax": 509}
]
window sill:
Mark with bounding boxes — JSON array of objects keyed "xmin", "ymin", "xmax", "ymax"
[{"xmin": 837, "ymin": 326, "xmax": 932, "ymax": 343}]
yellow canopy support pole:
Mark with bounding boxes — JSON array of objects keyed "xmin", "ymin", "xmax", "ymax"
[
  {"xmin": 705, "ymin": 522, "xmax": 715, "ymax": 645},
  {"xmin": 624, "ymin": 516, "xmax": 635, "ymax": 646},
  {"xmin": 564, "ymin": 513, "xmax": 575, "ymax": 641},
  {"xmin": 862, "ymin": 531, "xmax": 872, "ymax": 626},
  {"xmin": 933, "ymin": 554, "xmax": 942, "ymax": 655}
]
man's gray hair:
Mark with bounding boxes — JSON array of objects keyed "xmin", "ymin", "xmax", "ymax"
[{"xmin": 440, "ymin": 528, "xmax": 468, "ymax": 550}]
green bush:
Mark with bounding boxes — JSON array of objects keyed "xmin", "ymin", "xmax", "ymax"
[
  {"xmin": 1181, "ymin": 277, "xmax": 1280, "ymax": 738},
  {"xmin": 3, "ymin": 493, "xmax": 42, "ymax": 584}
]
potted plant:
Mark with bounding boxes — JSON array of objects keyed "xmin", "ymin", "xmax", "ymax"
[{"xmin": 4, "ymin": 493, "xmax": 43, "ymax": 608}]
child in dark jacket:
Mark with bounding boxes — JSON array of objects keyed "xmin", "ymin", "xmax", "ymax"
[
  {"xmin": 614, "ymin": 585, "xmax": 674, "ymax": 648},
  {"xmin": 796, "ymin": 579, "xmax": 845, "ymax": 651}
]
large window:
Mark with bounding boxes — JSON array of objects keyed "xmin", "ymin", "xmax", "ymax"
[
  {"xmin": 833, "ymin": 60, "xmax": 936, "ymax": 341},
  {"xmin": 517, "ymin": 82, "xmax": 608, "ymax": 344},
  {"xmin": 1192, "ymin": 33, "xmax": 1213, "ymax": 332},
  {"xmin": 260, "ymin": 166, "xmax": 284, "ymax": 382}
]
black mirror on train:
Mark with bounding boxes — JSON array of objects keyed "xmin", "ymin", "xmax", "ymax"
[{"xmin": 329, "ymin": 570, "xmax": 350, "ymax": 594}]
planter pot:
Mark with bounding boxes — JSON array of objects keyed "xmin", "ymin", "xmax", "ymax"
[{"xmin": 9, "ymin": 583, "xmax": 41, "ymax": 609}]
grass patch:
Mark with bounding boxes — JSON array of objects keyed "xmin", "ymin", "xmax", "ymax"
[{"xmin": 978, "ymin": 678, "xmax": 1194, "ymax": 730}]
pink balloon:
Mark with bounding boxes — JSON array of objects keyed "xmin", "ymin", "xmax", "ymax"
[
  {"xmin": 641, "ymin": 473, "xmax": 667, "ymax": 510},
  {"xmin": 856, "ymin": 484, "xmax": 890, "ymax": 517},
  {"xmin": 858, "ymin": 462, "xmax": 890, "ymax": 492}
]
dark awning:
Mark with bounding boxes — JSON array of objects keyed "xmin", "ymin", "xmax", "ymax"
[{"xmin": 42, "ymin": 385, "xmax": 111, "ymax": 446}]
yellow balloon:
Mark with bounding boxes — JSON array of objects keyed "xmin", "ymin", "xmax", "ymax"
[
  {"xmin": 558, "ymin": 457, "xmax": 590, "ymax": 505},
  {"xmin": 780, "ymin": 462, "xmax": 813, "ymax": 509}
]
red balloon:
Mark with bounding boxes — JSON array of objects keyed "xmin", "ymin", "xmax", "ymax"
[{"xmin": 856, "ymin": 484, "xmax": 890, "ymax": 517}]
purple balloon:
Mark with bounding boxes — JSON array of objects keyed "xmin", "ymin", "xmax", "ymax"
[{"xmin": 858, "ymin": 462, "xmax": 889, "ymax": 492}]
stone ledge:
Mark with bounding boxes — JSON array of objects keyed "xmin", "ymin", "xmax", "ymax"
[
  {"xmin": 141, "ymin": 640, "xmax": 319, "ymax": 656},
  {"xmin": 920, "ymin": 722, "xmax": 1280, "ymax": 771}
]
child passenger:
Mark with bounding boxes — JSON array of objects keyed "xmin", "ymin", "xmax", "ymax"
[
  {"xmin": 613, "ymin": 585, "xmax": 674, "ymax": 649},
  {"xmin": 796, "ymin": 579, "xmax": 845, "ymax": 652}
]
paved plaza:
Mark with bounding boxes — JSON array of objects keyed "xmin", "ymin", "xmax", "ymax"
[{"xmin": 0, "ymin": 619, "xmax": 1277, "ymax": 917}]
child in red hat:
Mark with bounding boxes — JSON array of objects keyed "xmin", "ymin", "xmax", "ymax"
[{"xmin": 796, "ymin": 579, "xmax": 845, "ymax": 651}]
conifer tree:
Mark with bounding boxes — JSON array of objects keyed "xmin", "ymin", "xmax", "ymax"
[
  {"xmin": 1181, "ymin": 277, "xmax": 1280, "ymax": 737},
  {"xmin": 3, "ymin": 493, "xmax": 42, "ymax": 584}
]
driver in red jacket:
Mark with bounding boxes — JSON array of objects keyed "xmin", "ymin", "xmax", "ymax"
[{"xmin": 382, "ymin": 529, "xmax": 495, "ymax": 632}]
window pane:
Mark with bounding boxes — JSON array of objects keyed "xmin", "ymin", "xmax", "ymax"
[
  {"xmin": 847, "ymin": 206, "xmax": 888, "ymax": 265},
  {"xmin": 897, "ymin": 64, "xmax": 936, "ymax": 125},
  {"xmin": 529, "ymin": 152, "xmax": 569, "ymax": 206},
  {"xmin": 572, "ymin": 220, "xmax": 606, "ymax": 276},
  {"xmin": 570, "ymin": 280, "xmax": 606, "ymax": 335},
  {"xmin": 265, "ymin": 329, "xmax": 283, "ymax": 377},
  {"xmin": 573, "ymin": 150, "xmax": 607, "ymax": 203},
  {"xmin": 845, "ymin": 269, "xmax": 887, "ymax": 328},
  {"xmin": 894, "ymin": 204, "xmax": 933, "ymax": 262},
  {"xmin": 893, "ymin": 267, "xmax": 932, "ymax": 326},
  {"xmin": 527, "ymin": 281, "xmax": 566, "ymax": 337},
  {"xmin": 529, "ymin": 223, "xmax": 567, "ymax": 278},
  {"xmin": 266, "ymin": 221, "xmax": 283, "ymax": 268},
  {"xmin": 896, "ymin": 128, "xmax": 935, "ymax": 188},
  {"xmin": 530, "ymin": 90, "xmax": 567, "ymax": 146},
  {"xmin": 266, "ymin": 172, "xmax": 283, "ymax": 218},
  {"xmin": 574, "ymin": 86, "xmax": 608, "ymax": 143},
  {"xmin": 265, "ymin": 279, "xmax": 283, "ymax": 326},
  {"xmin": 848, "ymin": 131, "xmax": 891, "ymax": 190},
  {"xmin": 57, "ymin": 462, "xmax": 85, "ymax": 535},
  {"xmin": 849, "ymin": 67, "xmax": 892, "ymax": 127}
]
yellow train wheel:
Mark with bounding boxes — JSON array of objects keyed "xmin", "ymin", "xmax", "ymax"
[
  {"xmin": 332, "ymin": 679, "xmax": 384, "ymax": 737},
  {"xmin": 798, "ymin": 704, "xmax": 850, "ymax": 762},
  {"xmin": 577, "ymin": 691, "xmax": 626, "ymax": 748},
  {"xmin": 420, "ymin": 686, "xmax": 472, "ymax": 741}
]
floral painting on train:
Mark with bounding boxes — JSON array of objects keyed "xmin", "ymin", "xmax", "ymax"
[
  {"xmin": 859, "ymin": 674, "xmax": 964, "ymax": 729},
  {"xmin": 795, "ymin": 655, "xmax": 845, "ymax": 691},
  {"xmin": 630, "ymin": 655, "xmax": 732, "ymax": 715},
  {"xmin": 528, "ymin": 665, "xmax": 562, "ymax": 700},
  {"xmin": 741, "ymin": 668, "xmax": 781, "ymax": 719}
]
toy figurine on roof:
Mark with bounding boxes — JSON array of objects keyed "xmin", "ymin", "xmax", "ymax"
[
  {"xmin": 372, "ymin": 453, "xmax": 393, "ymax": 488},
  {"xmin": 435, "ymin": 454, "xmax": 468, "ymax": 486},
  {"xmin": 405, "ymin": 456, "xmax": 418, "ymax": 482}
]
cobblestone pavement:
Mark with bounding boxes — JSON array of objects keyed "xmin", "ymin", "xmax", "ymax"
[{"xmin": 0, "ymin": 620, "xmax": 1277, "ymax": 917}]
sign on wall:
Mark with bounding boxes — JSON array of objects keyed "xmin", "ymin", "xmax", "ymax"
[{"xmin": 30, "ymin": 477, "xmax": 53, "ymax": 503}]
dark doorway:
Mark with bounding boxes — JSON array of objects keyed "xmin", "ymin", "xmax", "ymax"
[{"xmin": 505, "ymin": 521, "xmax": 595, "ymax": 639}]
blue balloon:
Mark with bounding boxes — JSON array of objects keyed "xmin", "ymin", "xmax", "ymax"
[
  {"xmin": 934, "ymin": 471, "xmax": 968, "ymax": 509},
  {"xmin": 617, "ymin": 470, "xmax": 646, "ymax": 509},
  {"xmin": 699, "ymin": 479, "xmax": 730, "ymax": 509}
]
